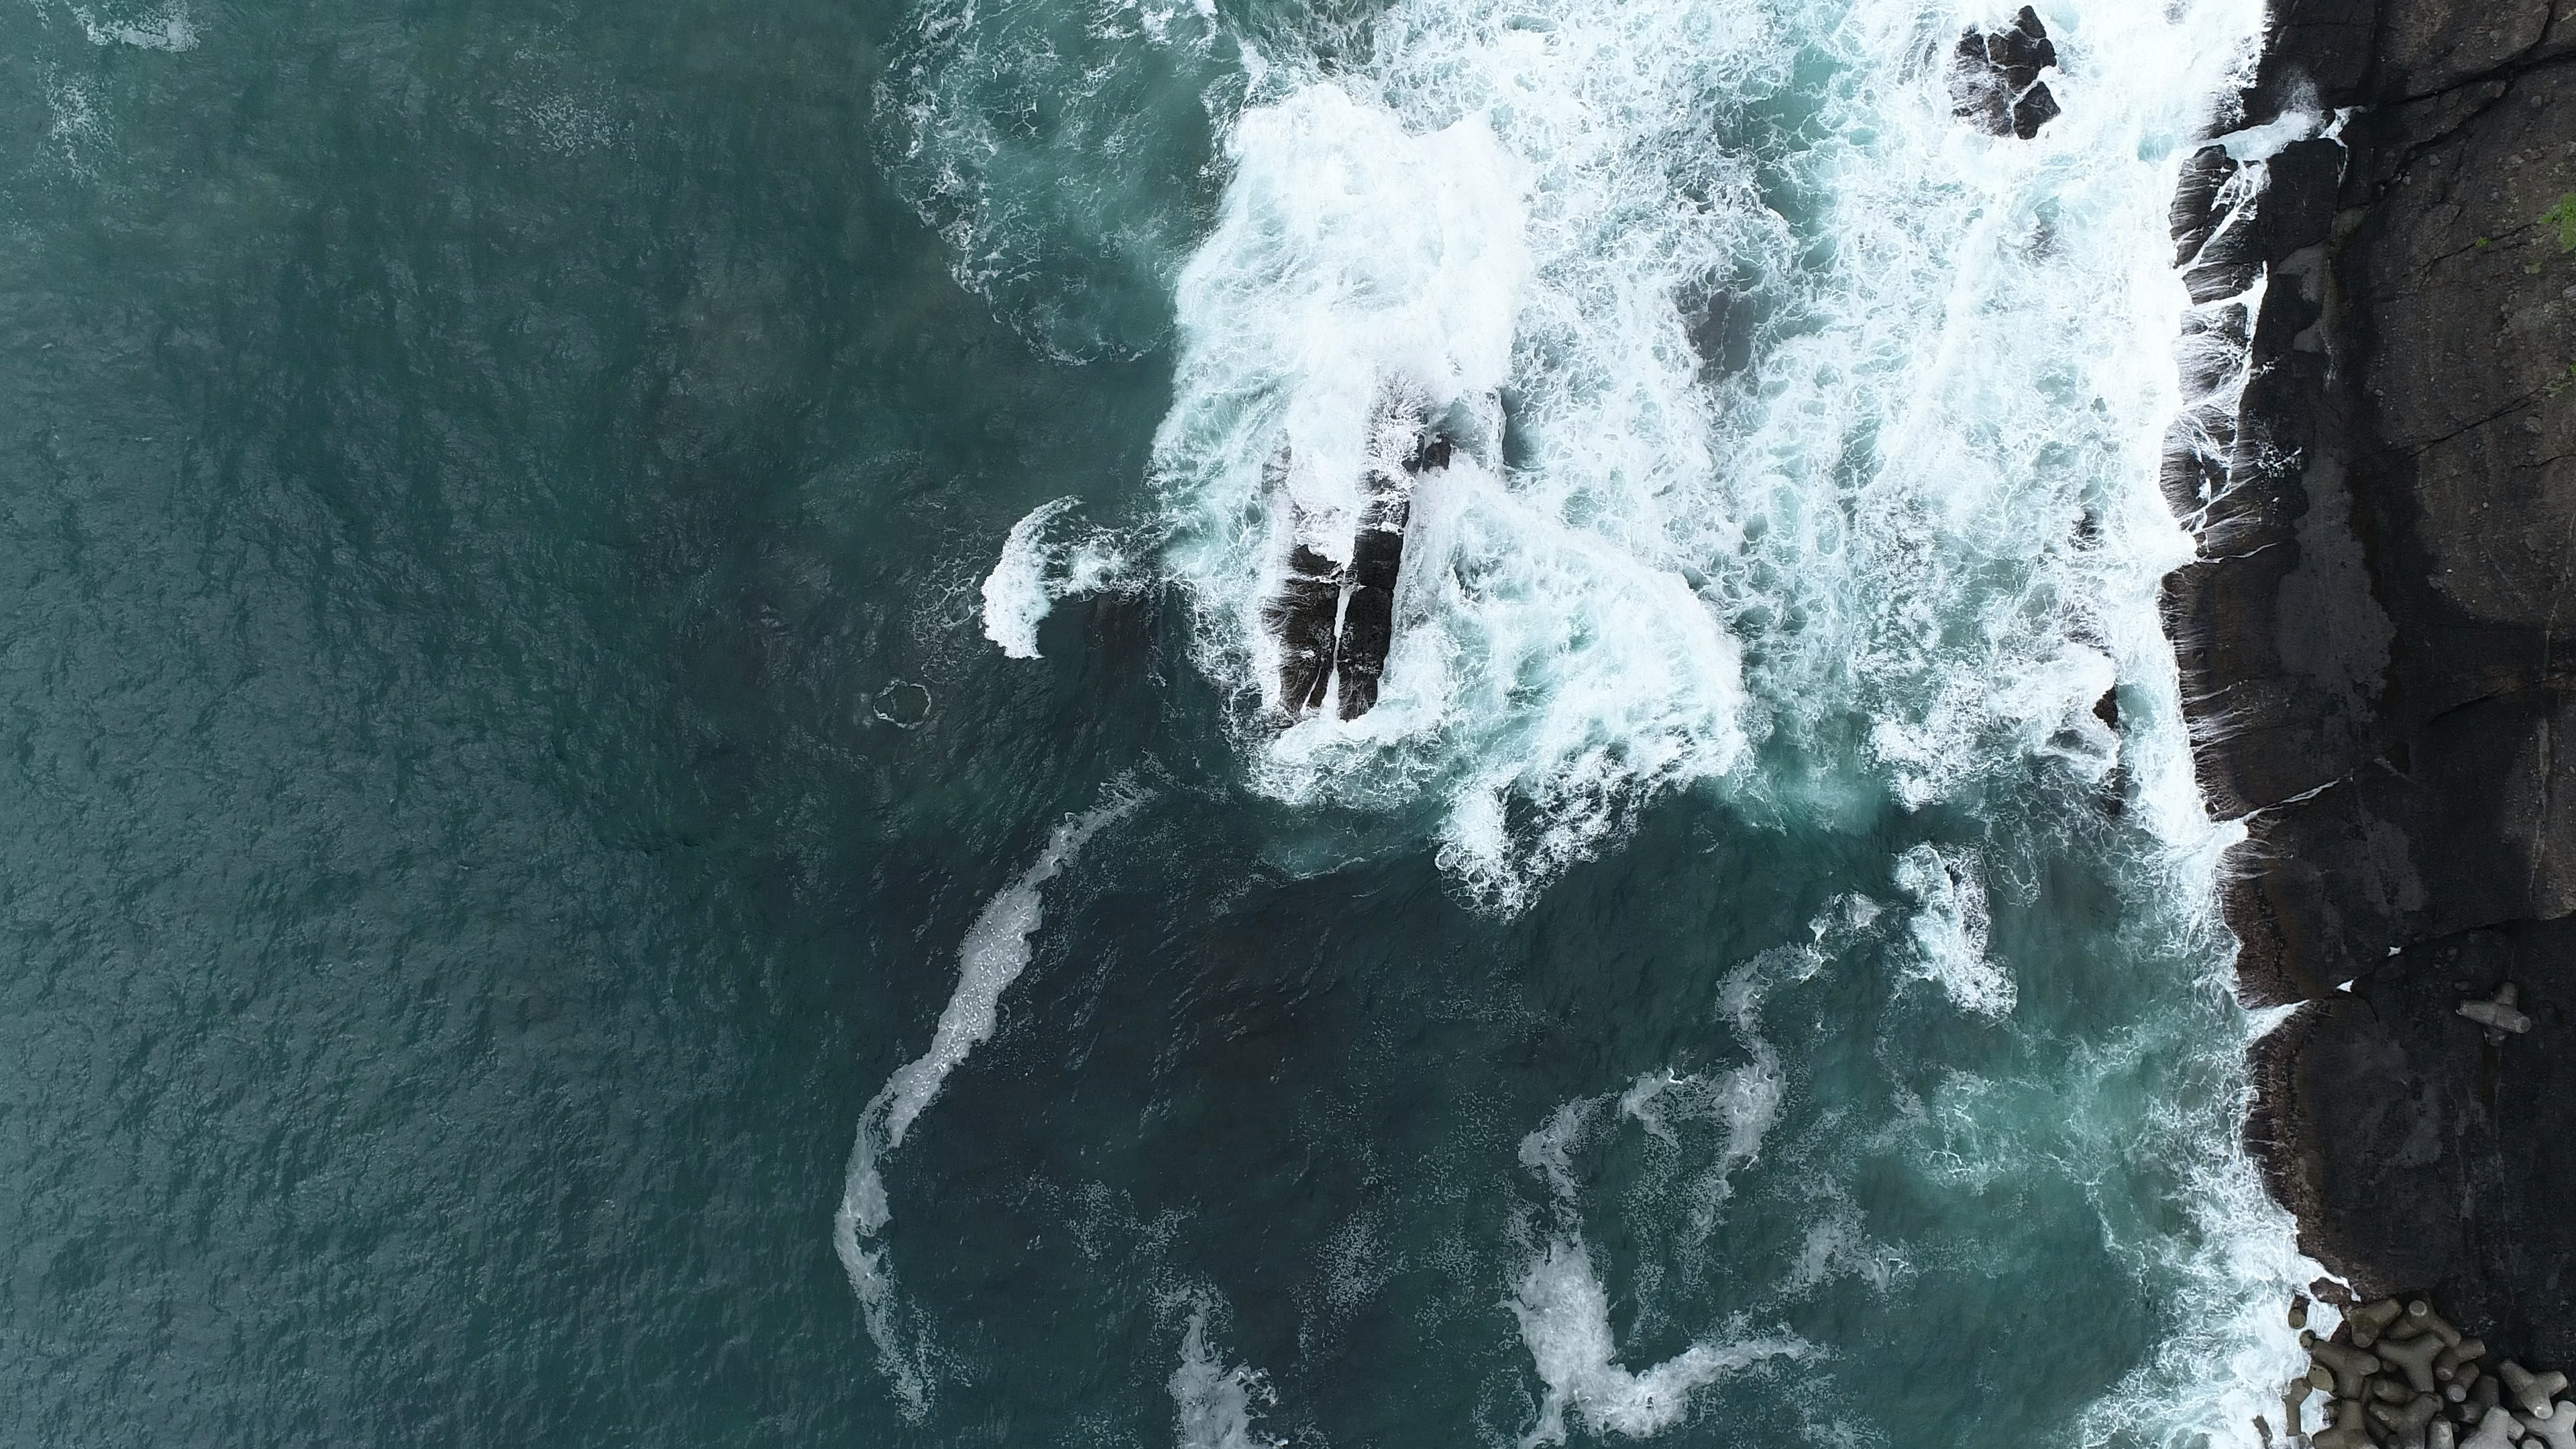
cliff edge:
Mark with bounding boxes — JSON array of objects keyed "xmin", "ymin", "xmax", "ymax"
[{"xmin": 2164, "ymin": 0, "xmax": 2576, "ymax": 1364}]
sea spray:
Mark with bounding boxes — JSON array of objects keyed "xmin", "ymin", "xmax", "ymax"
[
  {"xmin": 979, "ymin": 497, "xmax": 1135, "ymax": 659},
  {"xmin": 835, "ymin": 780, "xmax": 1149, "ymax": 1413},
  {"xmin": 1156, "ymin": 17, "xmax": 1774, "ymax": 907},
  {"xmin": 1893, "ymin": 843, "xmax": 2012, "ymax": 1018}
]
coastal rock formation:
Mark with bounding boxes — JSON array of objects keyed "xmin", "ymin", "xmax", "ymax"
[
  {"xmin": 1263, "ymin": 447, "xmax": 1349, "ymax": 718},
  {"xmin": 1262, "ymin": 384, "xmax": 1454, "ymax": 722},
  {"xmin": 1951, "ymin": 7, "xmax": 2063, "ymax": 140},
  {"xmin": 2162, "ymin": 0, "xmax": 2576, "ymax": 1367}
]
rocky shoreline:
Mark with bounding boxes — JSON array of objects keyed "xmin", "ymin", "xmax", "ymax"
[{"xmin": 2158, "ymin": 0, "xmax": 2576, "ymax": 1373}]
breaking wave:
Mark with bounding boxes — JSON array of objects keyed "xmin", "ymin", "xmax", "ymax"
[{"xmin": 980, "ymin": 497, "xmax": 1135, "ymax": 659}]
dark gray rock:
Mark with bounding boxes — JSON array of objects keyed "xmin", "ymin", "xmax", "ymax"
[
  {"xmin": 1261, "ymin": 449, "xmax": 1346, "ymax": 719},
  {"xmin": 1262, "ymin": 385, "xmax": 1456, "ymax": 723},
  {"xmin": 2167, "ymin": 0, "xmax": 2576, "ymax": 1367},
  {"xmin": 1952, "ymin": 7, "xmax": 2063, "ymax": 140}
]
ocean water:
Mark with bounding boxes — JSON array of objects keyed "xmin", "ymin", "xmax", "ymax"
[{"xmin": 0, "ymin": 0, "xmax": 2324, "ymax": 1445}]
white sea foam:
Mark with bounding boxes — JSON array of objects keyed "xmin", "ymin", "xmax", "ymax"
[
  {"xmin": 980, "ymin": 497, "xmax": 1134, "ymax": 659},
  {"xmin": 1892, "ymin": 843, "xmax": 2012, "ymax": 1017},
  {"xmin": 1515, "ymin": 1065, "xmax": 1801, "ymax": 1446},
  {"xmin": 1156, "ymin": 31, "xmax": 1774, "ymax": 906},
  {"xmin": 834, "ymin": 781, "xmax": 1148, "ymax": 1413},
  {"xmin": 1511, "ymin": 1237, "xmax": 1809, "ymax": 1448},
  {"xmin": 1618, "ymin": 1060, "xmax": 1784, "ymax": 1186},
  {"xmin": 1169, "ymin": 1307, "xmax": 1286, "ymax": 1449},
  {"xmin": 982, "ymin": 498, "xmax": 1079, "ymax": 659},
  {"xmin": 72, "ymin": 4, "xmax": 197, "ymax": 50}
]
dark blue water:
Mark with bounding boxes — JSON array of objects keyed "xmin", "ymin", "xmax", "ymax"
[{"xmin": 2, "ymin": 1, "xmax": 2312, "ymax": 1445}]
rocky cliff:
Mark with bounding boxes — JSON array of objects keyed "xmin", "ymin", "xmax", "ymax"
[{"xmin": 2163, "ymin": 0, "xmax": 2576, "ymax": 1366}]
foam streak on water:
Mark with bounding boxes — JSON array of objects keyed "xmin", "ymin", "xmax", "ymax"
[
  {"xmin": 833, "ymin": 782, "xmax": 1146, "ymax": 1415},
  {"xmin": 980, "ymin": 497, "xmax": 1134, "ymax": 659}
]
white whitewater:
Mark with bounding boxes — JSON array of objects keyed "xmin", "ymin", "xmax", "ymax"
[
  {"xmin": 833, "ymin": 782, "xmax": 1148, "ymax": 1416},
  {"xmin": 1513, "ymin": 1069, "xmax": 1804, "ymax": 1446},
  {"xmin": 882, "ymin": 0, "xmax": 2326, "ymax": 1438},
  {"xmin": 980, "ymin": 496, "xmax": 1134, "ymax": 659},
  {"xmin": 1156, "ymin": 11, "xmax": 1768, "ymax": 909},
  {"xmin": 1169, "ymin": 1306, "xmax": 1288, "ymax": 1449}
]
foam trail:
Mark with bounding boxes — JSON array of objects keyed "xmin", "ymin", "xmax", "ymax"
[
  {"xmin": 1515, "ymin": 1078, "xmax": 1802, "ymax": 1446},
  {"xmin": 981, "ymin": 498, "xmax": 1081, "ymax": 658},
  {"xmin": 72, "ymin": 4, "xmax": 198, "ymax": 50},
  {"xmin": 1512, "ymin": 1238, "xmax": 1809, "ymax": 1448},
  {"xmin": 1169, "ymin": 1307, "xmax": 1287, "ymax": 1449},
  {"xmin": 834, "ymin": 780, "xmax": 1148, "ymax": 1411},
  {"xmin": 980, "ymin": 497, "xmax": 1133, "ymax": 659}
]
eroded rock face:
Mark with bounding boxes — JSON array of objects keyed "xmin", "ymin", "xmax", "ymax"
[
  {"xmin": 2165, "ymin": 0, "xmax": 2576, "ymax": 1368},
  {"xmin": 1263, "ymin": 384, "xmax": 1456, "ymax": 723},
  {"xmin": 1951, "ymin": 7, "xmax": 2062, "ymax": 140}
]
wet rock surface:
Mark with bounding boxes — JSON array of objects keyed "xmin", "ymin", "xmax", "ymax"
[
  {"xmin": 1951, "ymin": 7, "xmax": 2063, "ymax": 139},
  {"xmin": 2164, "ymin": 0, "xmax": 2576, "ymax": 1368},
  {"xmin": 1262, "ymin": 384, "xmax": 1453, "ymax": 722}
]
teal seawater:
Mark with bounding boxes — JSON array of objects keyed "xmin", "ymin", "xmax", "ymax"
[{"xmin": 2, "ymin": 1, "xmax": 2297, "ymax": 1446}]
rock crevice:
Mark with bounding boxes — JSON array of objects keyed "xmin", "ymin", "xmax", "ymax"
[{"xmin": 2166, "ymin": 0, "xmax": 2576, "ymax": 1365}]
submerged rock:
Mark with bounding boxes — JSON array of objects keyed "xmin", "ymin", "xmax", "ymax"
[{"xmin": 1951, "ymin": 7, "xmax": 2061, "ymax": 140}]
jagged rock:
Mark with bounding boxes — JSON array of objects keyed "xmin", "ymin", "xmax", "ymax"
[
  {"xmin": 1261, "ymin": 448, "xmax": 1346, "ymax": 720},
  {"xmin": 1260, "ymin": 382, "xmax": 1460, "ymax": 724},
  {"xmin": 2171, "ymin": 145, "xmax": 2243, "ymax": 266},
  {"xmin": 2169, "ymin": 0, "xmax": 2576, "ymax": 1371},
  {"xmin": 1950, "ymin": 7, "xmax": 2061, "ymax": 139}
]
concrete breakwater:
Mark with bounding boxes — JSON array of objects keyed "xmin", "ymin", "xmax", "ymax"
[
  {"xmin": 2156, "ymin": 0, "xmax": 2576, "ymax": 1368},
  {"xmin": 2275, "ymin": 1291, "xmax": 2573, "ymax": 1449}
]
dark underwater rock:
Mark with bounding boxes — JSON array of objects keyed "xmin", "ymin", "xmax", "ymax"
[
  {"xmin": 2165, "ymin": 0, "xmax": 2576, "ymax": 1370},
  {"xmin": 1952, "ymin": 7, "xmax": 2062, "ymax": 139}
]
